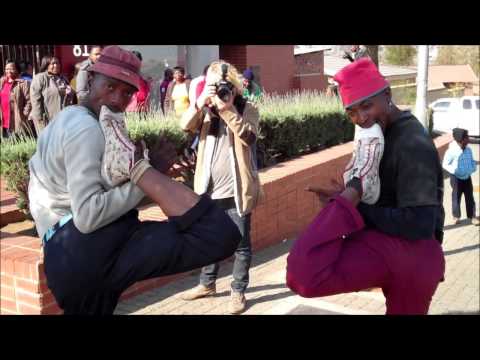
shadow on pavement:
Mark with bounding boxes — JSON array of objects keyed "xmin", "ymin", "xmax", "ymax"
[
  {"xmin": 443, "ymin": 243, "xmax": 480, "ymax": 256},
  {"xmin": 214, "ymin": 283, "xmax": 288, "ymax": 298},
  {"xmin": 245, "ymin": 290, "xmax": 293, "ymax": 310},
  {"xmin": 443, "ymin": 219, "xmax": 473, "ymax": 231},
  {"xmin": 117, "ymin": 239, "xmax": 295, "ymax": 314}
]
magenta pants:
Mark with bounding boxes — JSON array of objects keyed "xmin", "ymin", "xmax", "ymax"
[{"xmin": 286, "ymin": 195, "xmax": 445, "ymax": 315}]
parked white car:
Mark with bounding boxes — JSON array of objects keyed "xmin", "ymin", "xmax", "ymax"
[{"xmin": 429, "ymin": 96, "xmax": 480, "ymax": 138}]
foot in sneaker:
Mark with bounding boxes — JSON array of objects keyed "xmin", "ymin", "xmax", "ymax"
[
  {"xmin": 228, "ymin": 291, "xmax": 246, "ymax": 315},
  {"xmin": 343, "ymin": 123, "xmax": 385, "ymax": 204},
  {"xmin": 99, "ymin": 105, "xmax": 137, "ymax": 186},
  {"xmin": 181, "ymin": 284, "xmax": 216, "ymax": 301}
]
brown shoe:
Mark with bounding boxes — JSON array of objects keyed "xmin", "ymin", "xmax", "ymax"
[
  {"xmin": 228, "ymin": 291, "xmax": 246, "ymax": 315},
  {"xmin": 181, "ymin": 284, "xmax": 216, "ymax": 301},
  {"xmin": 471, "ymin": 217, "xmax": 480, "ymax": 226},
  {"xmin": 453, "ymin": 217, "xmax": 461, "ymax": 225}
]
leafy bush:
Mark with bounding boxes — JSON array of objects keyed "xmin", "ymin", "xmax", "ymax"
[
  {"xmin": 257, "ymin": 91, "xmax": 353, "ymax": 166},
  {"xmin": 1, "ymin": 135, "xmax": 37, "ymax": 216}
]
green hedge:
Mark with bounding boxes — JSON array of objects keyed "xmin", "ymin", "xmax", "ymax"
[
  {"xmin": 257, "ymin": 91, "xmax": 353, "ymax": 166},
  {"xmin": 1, "ymin": 136, "xmax": 37, "ymax": 216},
  {"xmin": 1, "ymin": 91, "xmax": 353, "ymax": 214}
]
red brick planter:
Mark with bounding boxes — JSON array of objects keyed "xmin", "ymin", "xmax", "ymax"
[{"xmin": 0, "ymin": 134, "xmax": 452, "ymax": 314}]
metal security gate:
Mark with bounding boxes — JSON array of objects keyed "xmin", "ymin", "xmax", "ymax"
[{"xmin": 0, "ymin": 45, "xmax": 55, "ymax": 75}]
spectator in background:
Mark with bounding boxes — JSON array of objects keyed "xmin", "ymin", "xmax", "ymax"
[
  {"xmin": 164, "ymin": 66, "xmax": 191, "ymax": 118},
  {"xmin": 125, "ymin": 50, "xmax": 150, "ymax": 117},
  {"xmin": 185, "ymin": 65, "xmax": 210, "ymax": 159},
  {"xmin": 0, "ymin": 60, "xmax": 32, "ymax": 138},
  {"xmin": 76, "ymin": 45, "xmax": 103, "ymax": 103},
  {"xmin": 242, "ymin": 68, "xmax": 262, "ymax": 101},
  {"xmin": 442, "ymin": 128, "xmax": 479, "ymax": 226},
  {"xmin": 159, "ymin": 68, "xmax": 173, "ymax": 115},
  {"xmin": 188, "ymin": 65, "xmax": 209, "ymax": 106},
  {"xmin": 19, "ymin": 60, "xmax": 33, "ymax": 82},
  {"xmin": 326, "ymin": 78, "xmax": 339, "ymax": 98},
  {"xmin": 70, "ymin": 62, "xmax": 82, "ymax": 92},
  {"xmin": 30, "ymin": 56, "xmax": 76, "ymax": 134}
]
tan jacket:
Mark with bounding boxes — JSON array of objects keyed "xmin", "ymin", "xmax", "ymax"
[
  {"xmin": 164, "ymin": 79, "xmax": 191, "ymax": 115},
  {"xmin": 180, "ymin": 100, "xmax": 264, "ymax": 216},
  {"xmin": 0, "ymin": 77, "xmax": 32, "ymax": 133},
  {"xmin": 30, "ymin": 72, "xmax": 76, "ymax": 127}
]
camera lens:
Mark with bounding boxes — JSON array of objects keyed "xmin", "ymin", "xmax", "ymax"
[{"xmin": 217, "ymin": 84, "xmax": 232, "ymax": 102}]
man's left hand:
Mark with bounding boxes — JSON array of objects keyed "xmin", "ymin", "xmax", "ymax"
[
  {"xmin": 148, "ymin": 137, "xmax": 178, "ymax": 174},
  {"xmin": 214, "ymin": 93, "xmax": 234, "ymax": 112}
]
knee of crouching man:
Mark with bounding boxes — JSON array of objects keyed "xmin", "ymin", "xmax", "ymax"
[{"xmin": 285, "ymin": 256, "xmax": 318, "ymax": 298}]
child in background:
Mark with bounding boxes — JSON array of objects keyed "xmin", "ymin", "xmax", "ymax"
[{"xmin": 442, "ymin": 128, "xmax": 479, "ymax": 225}]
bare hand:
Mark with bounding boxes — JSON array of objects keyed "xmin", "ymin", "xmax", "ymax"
[
  {"xmin": 196, "ymin": 85, "xmax": 216, "ymax": 109},
  {"xmin": 305, "ymin": 179, "xmax": 345, "ymax": 202},
  {"xmin": 214, "ymin": 91, "xmax": 234, "ymax": 112},
  {"xmin": 133, "ymin": 140, "xmax": 147, "ymax": 166},
  {"xmin": 148, "ymin": 137, "xmax": 178, "ymax": 174}
]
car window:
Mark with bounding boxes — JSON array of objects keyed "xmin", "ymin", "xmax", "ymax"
[
  {"xmin": 434, "ymin": 102, "xmax": 450, "ymax": 109},
  {"xmin": 463, "ymin": 99, "xmax": 472, "ymax": 109}
]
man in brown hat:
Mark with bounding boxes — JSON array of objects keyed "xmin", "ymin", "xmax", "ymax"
[{"xmin": 28, "ymin": 45, "xmax": 242, "ymax": 315}]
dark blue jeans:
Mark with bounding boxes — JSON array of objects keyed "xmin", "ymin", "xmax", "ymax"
[
  {"xmin": 450, "ymin": 175, "xmax": 476, "ymax": 219},
  {"xmin": 43, "ymin": 195, "xmax": 241, "ymax": 315},
  {"xmin": 199, "ymin": 200, "xmax": 252, "ymax": 293}
]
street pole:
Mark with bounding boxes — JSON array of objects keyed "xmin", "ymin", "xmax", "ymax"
[{"xmin": 415, "ymin": 45, "xmax": 430, "ymax": 128}]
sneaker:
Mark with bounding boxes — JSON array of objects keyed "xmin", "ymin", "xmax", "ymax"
[
  {"xmin": 453, "ymin": 217, "xmax": 461, "ymax": 225},
  {"xmin": 228, "ymin": 291, "xmax": 246, "ymax": 315},
  {"xmin": 181, "ymin": 284, "xmax": 216, "ymax": 301},
  {"xmin": 471, "ymin": 217, "xmax": 480, "ymax": 226},
  {"xmin": 98, "ymin": 105, "xmax": 136, "ymax": 186},
  {"xmin": 343, "ymin": 123, "xmax": 385, "ymax": 205}
]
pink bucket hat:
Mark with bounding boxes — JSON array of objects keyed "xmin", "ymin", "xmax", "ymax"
[
  {"xmin": 333, "ymin": 58, "xmax": 390, "ymax": 109},
  {"xmin": 90, "ymin": 45, "xmax": 142, "ymax": 90}
]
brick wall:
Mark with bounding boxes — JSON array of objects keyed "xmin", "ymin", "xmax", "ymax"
[
  {"xmin": 219, "ymin": 45, "xmax": 247, "ymax": 73},
  {"xmin": 0, "ymin": 134, "xmax": 453, "ymax": 314},
  {"xmin": 293, "ymin": 74, "xmax": 328, "ymax": 92},
  {"xmin": 294, "ymin": 51, "xmax": 324, "ymax": 74},
  {"xmin": 292, "ymin": 51, "xmax": 327, "ymax": 92},
  {"xmin": 246, "ymin": 45, "xmax": 295, "ymax": 94}
]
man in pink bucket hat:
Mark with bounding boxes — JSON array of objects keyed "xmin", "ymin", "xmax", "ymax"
[
  {"xmin": 28, "ymin": 45, "xmax": 242, "ymax": 314},
  {"xmin": 287, "ymin": 58, "xmax": 446, "ymax": 314}
]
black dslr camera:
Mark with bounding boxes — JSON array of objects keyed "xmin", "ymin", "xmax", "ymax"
[{"xmin": 215, "ymin": 64, "xmax": 235, "ymax": 102}]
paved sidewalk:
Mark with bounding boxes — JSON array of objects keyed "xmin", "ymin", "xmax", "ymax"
[{"xmin": 115, "ymin": 144, "xmax": 479, "ymax": 315}]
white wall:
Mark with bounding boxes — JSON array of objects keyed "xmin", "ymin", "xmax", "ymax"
[{"xmin": 186, "ymin": 46, "xmax": 219, "ymax": 77}]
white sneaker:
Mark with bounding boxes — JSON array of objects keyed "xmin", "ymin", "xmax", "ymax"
[
  {"xmin": 98, "ymin": 105, "xmax": 136, "ymax": 186},
  {"xmin": 343, "ymin": 123, "xmax": 385, "ymax": 204}
]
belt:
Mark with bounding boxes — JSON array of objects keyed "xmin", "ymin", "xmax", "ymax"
[
  {"xmin": 42, "ymin": 213, "xmax": 73, "ymax": 246},
  {"xmin": 213, "ymin": 197, "xmax": 236, "ymax": 210}
]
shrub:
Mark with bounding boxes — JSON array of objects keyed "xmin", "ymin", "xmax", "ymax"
[
  {"xmin": 0, "ymin": 135, "xmax": 37, "ymax": 216},
  {"xmin": 257, "ymin": 91, "xmax": 353, "ymax": 166}
]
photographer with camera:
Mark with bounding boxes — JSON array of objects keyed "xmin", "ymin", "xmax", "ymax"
[{"xmin": 180, "ymin": 60, "xmax": 263, "ymax": 314}]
